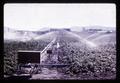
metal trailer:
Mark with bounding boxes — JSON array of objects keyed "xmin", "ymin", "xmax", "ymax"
[{"xmin": 5, "ymin": 50, "xmax": 42, "ymax": 80}]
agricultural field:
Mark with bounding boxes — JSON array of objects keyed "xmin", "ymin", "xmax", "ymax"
[
  {"xmin": 4, "ymin": 29, "xmax": 116, "ymax": 80},
  {"xmin": 4, "ymin": 31, "xmax": 56, "ymax": 75},
  {"xmin": 57, "ymin": 30, "xmax": 116, "ymax": 79}
]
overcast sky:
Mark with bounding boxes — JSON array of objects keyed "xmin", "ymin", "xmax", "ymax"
[{"xmin": 4, "ymin": 3, "xmax": 116, "ymax": 31}]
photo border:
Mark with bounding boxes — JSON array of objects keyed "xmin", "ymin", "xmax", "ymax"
[{"xmin": 0, "ymin": 0, "xmax": 119, "ymax": 81}]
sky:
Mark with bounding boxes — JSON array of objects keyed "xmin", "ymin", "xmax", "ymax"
[{"xmin": 4, "ymin": 3, "xmax": 116, "ymax": 31}]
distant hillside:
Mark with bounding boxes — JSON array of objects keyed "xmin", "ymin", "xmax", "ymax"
[{"xmin": 70, "ymin": 26, "xmax": 115, "ymax": 31}]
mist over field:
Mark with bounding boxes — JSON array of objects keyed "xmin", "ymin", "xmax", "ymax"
[{"xmin": 4, "ymin": 26, "xmax": 115, "ymax": 41}]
